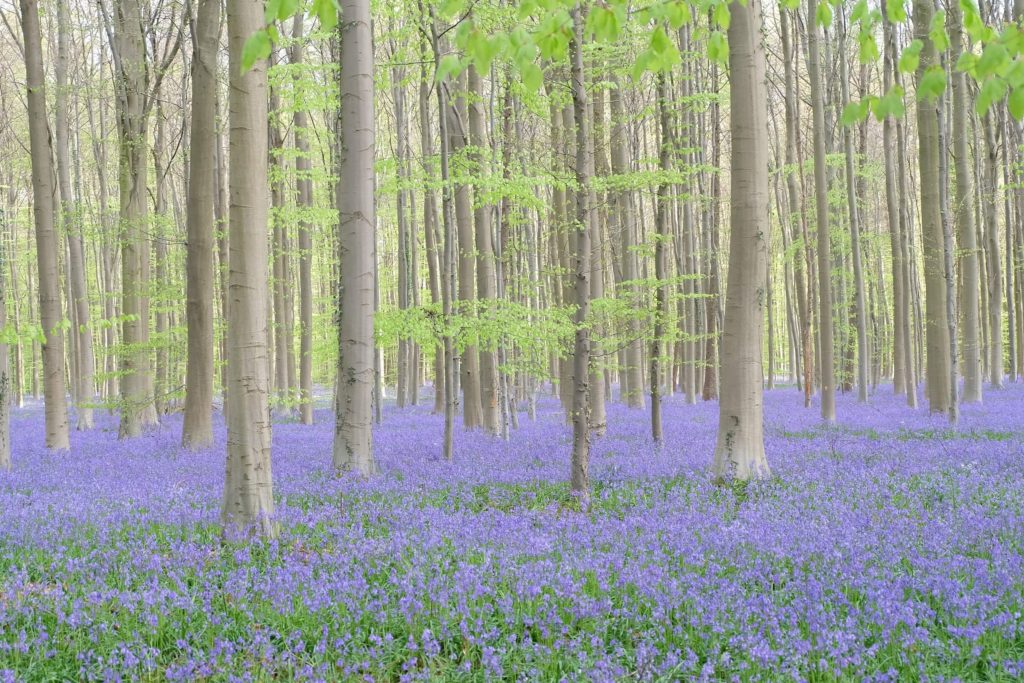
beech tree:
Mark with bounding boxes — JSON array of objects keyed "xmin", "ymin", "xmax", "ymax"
[{"xmin": 222, "ymin": 0, "xmax": 275, "ymax": 536}]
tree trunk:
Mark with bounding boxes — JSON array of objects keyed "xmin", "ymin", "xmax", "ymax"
[
  {"xmin": 292, "ymin": 17, "xmax": 315, "ymax": 425},
  {"xmin": 838, "ymin": 14, "xmax": 869, "ymax": 403},
  {"xmin": 569, "ymin": 6, "xmax": 592, "ymax": 507},
  {"xmin": 333, "ymin": 0, "xmax": 377, "ymax": 475},
  {"xmin": 609, "ymin": 76, "xmax": 645, "ymax": 408},
  {"xmin": 713, "ymin": 0, "xmax": 770, "ymax": 481},
  {"xmin": 182, "ymin": 0, "xmax": 219, "ymax": 449},
  {"xmin": 468, "ymin": 66, "xmax": 502, "ymax": 434},
  {"xmin": 222, "ymin": 0, "xmax": 276, "ymax": 537},
  {"xmin": 807, "ymin": 0, "xmax": 835, "ymax": 421},
  {"xmin": 56, "ymin": 0, "xmax": 95, "ymax": 429},
  {"xmin": 22, "ymin": 0, "xmax": 71, "ymax": 451},
  {"xmin": 913, "ymin": 0, "xmax": 952, "ymax": 415},
  {"xmin": 0, "ymin": 204, "xmax": 11, "ymax": 469},
  {"xmin": 651, "ymin": 70, "xmax": 672, "ymax": 443},
  {"xmin": 950, "ymin": 0, "xmax": 982, "ymax": 403}
]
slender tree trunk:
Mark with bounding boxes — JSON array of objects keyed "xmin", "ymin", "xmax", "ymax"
[
  {"xmin": 222, "ymin": 0, "xmax": 275, "ymax": 537},
  {"xmin": 291, "ymin": 17, "xmax": 315, "ymax": 425},
  {"xmin": 419, "ymin": 57, "xmax": 444, "ymax": 415},
  {"xmin": 22, "ymin": 0, "xmax": 71, "ymax": 451},
  {"xmin": 950, "ymin": 0, "xmax": 982, "ymax": 402},
  {"xmin": 713, "ymin": 0, "xmax": 770, "ymax": 481},
  {"xmin": 182, "ymin": 0, "xmax": 219, "ymax": 448},
  {"xmin": 333, "ymin": 0, "xmax": 377, "ymax": 475},
  {"xmin": 0, "ymin": 206, "xmax": 10, "ymax": 469},
  {"xmin": 808, "ymin": 0, "xmax": 835, "ymax": 421},
  {"xmin": 569, "ymin": 6, "xmax": 592, "ymax": 507},
  {"xmin": 913, "ymin": 0, "xmax": 952, "ymax": 414},
  {"xmin": 468, "ymin": 66, "xmax": 501, "ymax": 434},
  {"xmin": 838, "ymin": 15, "xmax": 869, "ymax": 403},
  {"xmin": 651, "ymin": 71, "xmax": 671, "ymax": 443},
  {"xmin": 56, "ymin": 0, "xmax": 95, "ymax": 429},
  {"xmin": 609, "ymin": 76, "xmax": 645, "ymax": 408}
]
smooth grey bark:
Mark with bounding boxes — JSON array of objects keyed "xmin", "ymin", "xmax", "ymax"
[
  {"xmin": 56, "ymin": 0, "xmax": 95, "ymax": 429},
  {"xmin": 292, "ymin": 16, "xmax": 315, "ymax": 425},
  {"xmin": 222, "ymin": 0, "xmax": 276, "ymax": 537},
  {"xmin": 468, "ymin": 66, "xmax": 502, "ymax": 435},
  {"xmin": 982, "ymin": 111, "xmax": 1003, "ymax": 388},
  {"xmin": 22, "ymin": 0, "xmax": 71, "ymax": 451},
  {"xmin": 569, "ymin": 6, "xmax": 592, "ymax": 507},
  {"xmin": 838, "ymin": 15, "xmax": 869, "ymax": 403},
  {"xmin": 182, "ymin": 0, "xmax": 220, "ymax": 449},
  {"xmin": 651, "ymin": 70, "xmax": 671, "ymax": 443},
  {"xmin": 913, "ymin": 0, "xmax": 952, "ymax": 415},
  {"xmin": 950, "ymin": 0, "xmax": 982, "ymax": 403},
  {"xmin": 713, "ymin": 0, "xmax": 770, "ymax": 481},
  {"xmin": 418, "ymin": 54, "xmax": 444, "ymax": 415},
  {"xmin": 807, "ymin": 0, "xmax": 835, "ymax": 421},
  {"xmin": 333, "ymin": 0, "xmax": 377, "ymax": 475},
  {"xmin": 0, "ymin": 204, "xmax": 10, "ymax": 469},
  {"xmin": 609, "ymin": 76, "xmax": 645, "ymax": 408}
]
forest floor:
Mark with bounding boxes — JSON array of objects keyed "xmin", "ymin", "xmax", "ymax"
[{"xmin": 0, "ymin": 385, "xmax": 1023, "ymax": 681}]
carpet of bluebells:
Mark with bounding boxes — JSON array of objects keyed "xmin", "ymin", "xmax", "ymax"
[{"xmin": 1, "ymin": 385, "xmax": 1024, "ymax": 682}]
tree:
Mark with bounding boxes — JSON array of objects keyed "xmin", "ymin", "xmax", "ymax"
[
  {"xmin": 182, "ymin": 0, "xmax": 220, "ymax": 449},
  {"xmin": 333, "ymin": 0, "xmax": 377, "ymax": 476},
  {"xmin": 807, "ymin": 0, "xmax": 835, "ymax": 422},
  {"xmin": 569, "ymin": 5, "xmax": 592, "ymax": 506},
  {"xmin": 712, "ymin": 0, "xmax": 770, "ymax": 482},
  {"xmin": 222, "ymin": 0, "xmax": 275, "ymax": 537},
  {"xmin": 21, "ymin": 0, "xmax": 70, "ymax": 451},
  {"xmin": 913, "ymin": 0, "xmax": 952, "ymax": 415},
  {"xmin": 292, "ymin": 16, "xmax": 315, "ymax": 425}
]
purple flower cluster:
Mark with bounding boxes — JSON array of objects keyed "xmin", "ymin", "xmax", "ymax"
[{"xmin": 0, "ymin": 385, "xmax": 1023, "ymax": 681}]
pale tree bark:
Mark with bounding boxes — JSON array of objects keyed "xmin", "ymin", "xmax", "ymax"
[
  {"xmin": 222, "ymin": 0, "xmax": 275, "ymax": 537},
  {"xmin": 393, "ymin": 56, "xmax": 411, "ymax": 410},
  {"xmin": 982, "ymin": 113, "xmax": 1003, "ymax": 388},
  {"xmin": 22, "ymin": 0, "xmax": 71, "ymax": 451},
  {"xmin": 913, "ymin": 0, "xmax": 952, "ymax": 414},
  {"xmin": 291, "ymin": 15, "xmax": 314, "ymax": 425},
  {"xmin": 468, "ymin": 66, "xmax": 501, "ymax": 435},
  {"xmin": 0, "ymin": 205, "xmax": 10, "ymax": 469},
  {"xmin": 807, "ymin": 0, "xmax": 835, "ymax": 421},
  {"xmin": 609, "ymin": 75, "xmax": 644, "ymax": 408},
  {"xmin": 838, "ymin": 14, "xmax": 869, "ymax": 403},
  {"xmin": 56, "ymin": 0, "xmax": 95, "ymax": 429},
  {"xmin": 881, "ymin": 0, "xmax": 907, "ymax": 396},
  {"xmin": 182, "ymin": 0, "xmax": 220, "ymax": 449},
  {"xmin": 569, "ymin": 6, "xmax": 592, "ymax": 506},
  {"xmin": 418, "ymin": 53, "xmax": 444, "ymax": 415},
  {"xmin": 333, "ymin": 0, "xmax": 377, "ymax": 476},
  {"xmin": 651, "ymin": 70, "xmax": 671, "ymax": 443},
  {"xmin": 713, "ymin": 0, "xmax": 770, "ymax": 482},
  {"xmin": 950, "ymin": 0, "xmax": 982, "ymax": 403}
]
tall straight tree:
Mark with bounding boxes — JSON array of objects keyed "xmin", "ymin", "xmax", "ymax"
[
  {"xmin": 713, "ymin": 0, "xmax": 770, "ymax": 481},
  {"xmin": 182, "ymin": 0, "xmax": 220, "ymax": 449},
  {"xmin": 333, "ymin": 0, "xmax": 377, "ymax": 475},
  {"xmin": 950, "ymin": 0, "xmax": 982, "ymax": 403},
  {"xmin": 21, "ymin": 0, "xmax": 70, "ymax": 451},
  {"xmin": 569, "ymin": 5, "xmax": 592, "ymax": 506},
  {"xmin": 651, "ymin": 70, "xmax": 671, "ymax": 443},
  {"xmin": 292, "ymin": 15, "xmax": 315, "ymax": 425},
  {"xmin": 0, "ymin": 203, "xmax": 10, "ymax": 469},
  {"xmin": 56, "ymin": 0, "xmax": 95, "ymax": 429},
  {"xmin": 222, "ymin": 0, "xmax": 275, "ymax": 537},
  {"xmin": 807, "ymin": 0, "xmax": 835, "ymax": 421},
  {"xmin": 913, "ymin": 0, "xmax": 952, "ymax": 415}
]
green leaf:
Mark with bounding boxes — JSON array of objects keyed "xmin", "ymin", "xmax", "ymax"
[
  {"xmin": 277, "ymin": 0, "xmax": 299, "ymax": 21},
  {"xmin": 241, "ymin": 29, "xmax": 272, "ymax": 72},
  {"xmin": 312, "ymin": 0, "xmax": 338, "ymax": 33},
  {"xmin": 899, "ymin": 40, "xmax": 923, "ymax": 74},
  {"xmin": 708, "ymin": 30, "xmax": 728, "ymax": 65},
  {"xmin": 918, "ymin": 65, "xmax": 946, "ymax": 100},
  {"xmin": 816, "ymin": 1, "xmax": 832, "ymax": 27},
  {"xmin": 713, "ymin": 2, "xmax": 731, "ymax": 30},
  {"xmin": 955, "ymin": 52, "xmax": 978, "ymax": 73},
  {"xmin": 851, "ymin": 0, "xmax": 868, "ymax": 23},
  {"xmin": 437, "ymin": 54, "xmax": 462, "ymax": 83},
  {"xmin": 841, "ymin": 99, "xmax": 869, "ymax": 126},
  {"xmin": 521, "ymin": 62, "xmax": 543, "ymax": 93},
  {"xmin": 586, "ymin": 6, "xmax": 620, "ymax": 41},
  {"xmin": 929, "ymin": 10, "xmax": 948, "ymax": 52},
  {"xmin": 871, "ymin": 85, "xmax": 905, "ymax": 120},
  {"xmin": 887, "ymin": 0, "xmax": 907, "ymax": 23},
  {"xmin": 264, "ymin": 0, "xmax": 281, "ymax": 24},
  {"xmin": 1009, "ymin": 86, "xmax": 1024, "ymax": 120},
  {"xmin": 976, "ymin": 43, "xmax": 1008, "ymax": 80},
  {"xmin": 859, "ymin": 33, "xmax": 879, "ymax": 64},
  {"xmin": 976, "ymin": 76, "xmax": 1007, "ymax": 116}
]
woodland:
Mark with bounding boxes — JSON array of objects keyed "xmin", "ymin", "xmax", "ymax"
[{"xmin": 0, "ymin": 0, "xmax": 1023, "ymax": 679}]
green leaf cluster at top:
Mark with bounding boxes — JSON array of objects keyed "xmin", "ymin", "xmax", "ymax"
[{"xmin": 242, "ymin": 0, "xmax": 339, "ymax": 72}]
